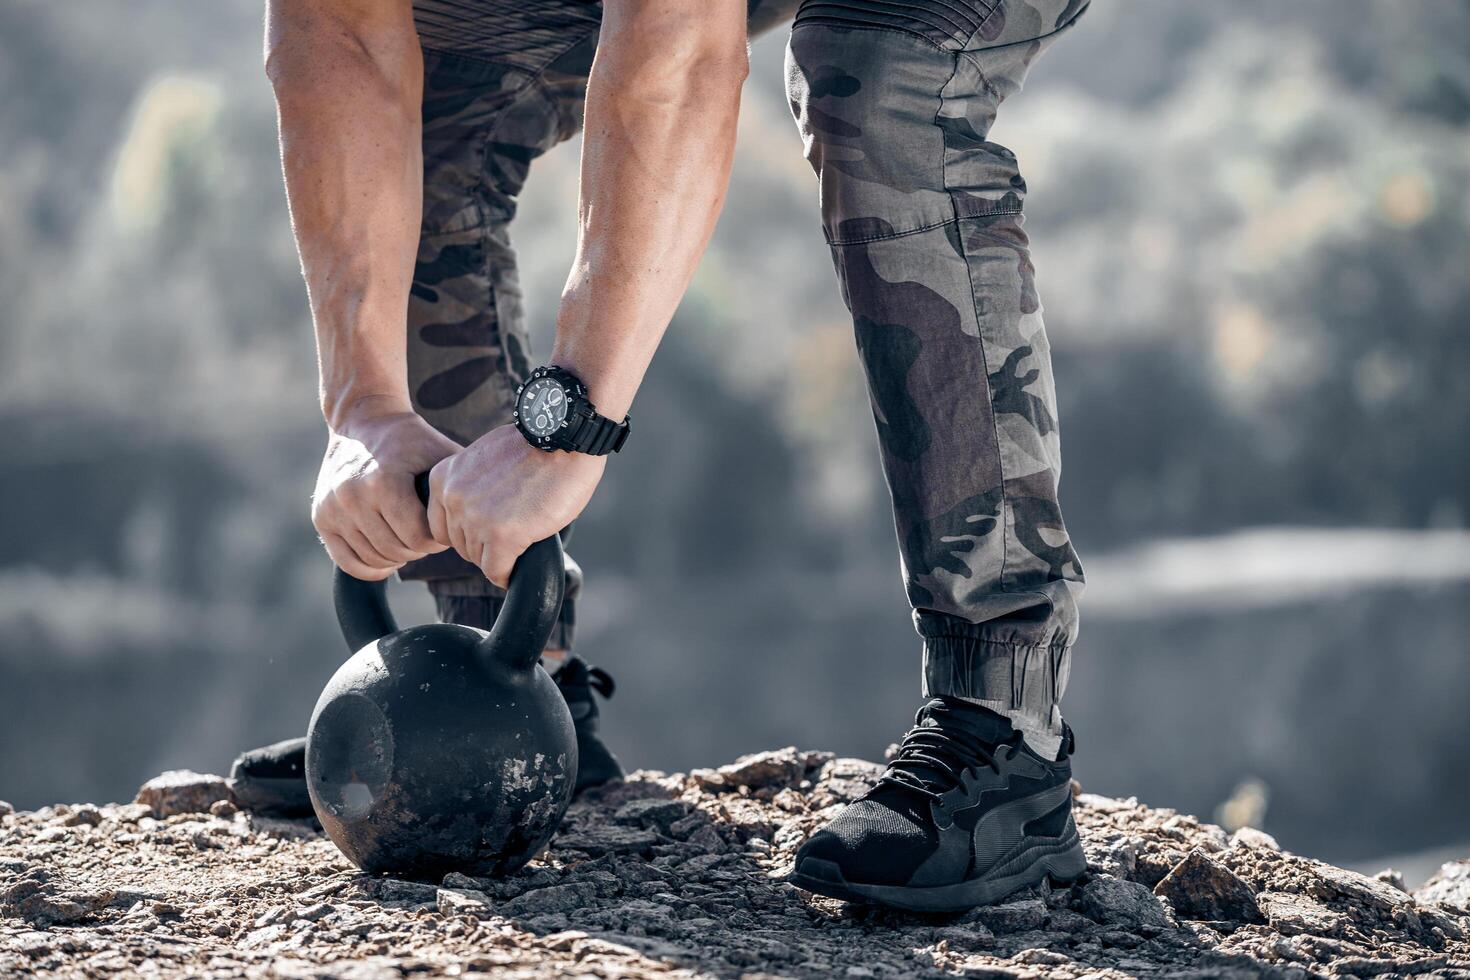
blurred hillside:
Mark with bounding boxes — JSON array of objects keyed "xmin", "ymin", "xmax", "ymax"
[{"xmin": 2, "ymin": 0, "xmax": 1468, "ymax": 870}]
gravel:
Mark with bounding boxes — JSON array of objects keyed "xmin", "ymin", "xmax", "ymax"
[{"xmin": 2, "ymin": 747, "xmax": 1467, "ymax": 978}]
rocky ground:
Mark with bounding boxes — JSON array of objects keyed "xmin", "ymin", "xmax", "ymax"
[{"xmin": 2, "ymin": 750, "xmax": 1468, "ymax": 979}]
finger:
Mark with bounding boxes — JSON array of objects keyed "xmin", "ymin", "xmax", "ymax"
[
  {"xmin": 321, "ymin": 531, "xmax": 395, "ymax": 581},
  {"xmin": 486, "ymin": 531, "xmax": 527, "ymax": 590},
  {"xmin": 480, "ymin": 540, "xmax": 511, "ymax": 591},
  {"xmin": 350, "ymin": 509, "xmax": 420, "ymax": 563},
  {"xmin": 339, "ymin": 524, "xmax": 398, "ymax": 571},
  {"xmin": 450, "ymin": 522, "xmax": 472, "ymax": 567},
  {"xmin": 382, "ymin": 488, "xmax": 443, "ymax": 555},
  {"xmin": 426, "ymin": 462, "xmax": 453, "ymax": 548},
  {"xmin": 427, "ymin": 495, "xmax": 450, "ymax": 549}
]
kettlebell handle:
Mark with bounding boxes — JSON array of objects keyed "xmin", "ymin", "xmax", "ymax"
[{"xmin": 332, "ymin": 472, "xmax": 566, "ymax": 674}]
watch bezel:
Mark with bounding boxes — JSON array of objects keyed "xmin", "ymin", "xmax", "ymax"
[{"xmin": 512, "ymin": 365, "xmax": 590, "ymax": 451}]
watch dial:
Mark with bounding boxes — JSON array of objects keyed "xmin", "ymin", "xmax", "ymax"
[{"xmin": 519, "ymin": 377, "xmax": 569, "ymax": 437}]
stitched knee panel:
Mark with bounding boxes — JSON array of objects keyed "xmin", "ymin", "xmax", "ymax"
[
  {"xmin": 786, "ymin": 22, "xmax": 958, "ymax": 239},
  {"xmin": 793, "ymin": 0, "xmax": 999, "ymax": 50}
]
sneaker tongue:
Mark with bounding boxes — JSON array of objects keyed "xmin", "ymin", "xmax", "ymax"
[
  {"xmin": 914, "ymin": 697, "xmax": 1015, "ymax": 746},
  {"xmin": 879, "ymin": 698, "xmax": 1019, "ymax": 798}
]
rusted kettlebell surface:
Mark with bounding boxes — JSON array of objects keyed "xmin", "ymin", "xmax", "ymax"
[{"xmin": 305, "ymin": 474, "xmax": 576, "ymax": 879}]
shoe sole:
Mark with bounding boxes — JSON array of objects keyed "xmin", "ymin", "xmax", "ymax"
[
  {"xmin": 228, "ymin": 775, "xmax": 315, "ymax": 818},
  {"xmin": 790, "ymin": 834, "xmax": 1087, "ymax": 913}
]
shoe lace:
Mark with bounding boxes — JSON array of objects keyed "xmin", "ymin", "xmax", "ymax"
[
  {"xmin": 552, "ymin": 658, "xmax": 615, "ymax": 701},
  {"xmin": 878, "ymin": 721, "xmax": 1023, "ymax": 802},
  {"xmin": 587, "ymin": 665, "xmax": 615, "ymax": 700}
]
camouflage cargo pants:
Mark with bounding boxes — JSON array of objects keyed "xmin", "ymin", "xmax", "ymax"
[
  {"xmin": 401, "ymin": 0, "xmax": 1087, "ymax": 746},
  {"xmin": 787, "ymin": 0, "xmax": 1090, "ymax": 747}
]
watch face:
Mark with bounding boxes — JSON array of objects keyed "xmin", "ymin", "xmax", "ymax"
[{"xmin": 517, "ymin": 376, "xmax": 570, "ymax": 438}]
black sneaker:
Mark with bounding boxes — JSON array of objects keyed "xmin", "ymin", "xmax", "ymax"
[
  {"xmin": 551, "ymin": 655, "xmax": 625, "ymax": 794},
  {"xmin": 790, "ymin": 697, "xmax": 1085, "ymax": 912},
  {"xmin": 230, "ymin": 736, "xmax": 313, "ymax": 817},
  {"xmin": 230, "ymin": 656, "xmax": 623, "ymax": 815}
]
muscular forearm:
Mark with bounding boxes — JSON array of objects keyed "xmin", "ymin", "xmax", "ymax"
[
  {"xmin": 268, "ymin": 1, "xmax": 456, "ymax": 581},
  {"xmin": 419, "ymin": 3, "xmax": 749, "ymax": 586},
  {"xmin": 549, "ymin": 2, "xmax": 749, "ymax": 419},
  {"xmin": 266, "ymin": 0, "xmax": 423, "ymax": 429}
]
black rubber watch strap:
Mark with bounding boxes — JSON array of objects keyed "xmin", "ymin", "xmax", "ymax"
[{"xmin": 568, "ymin": 411, "xmax": 630, "ymax": 456}]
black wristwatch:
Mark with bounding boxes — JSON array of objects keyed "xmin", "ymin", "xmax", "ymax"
[{"xmin": 513, "ymin": 365, "xmax": 631, "ymax": 455}]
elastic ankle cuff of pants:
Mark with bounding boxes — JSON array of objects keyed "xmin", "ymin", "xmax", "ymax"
[
  {"xmin": 919, "ymin": 629, "xmax": 1070, "ymax": 733},
  {"xmin": 432, "ymin": 591, "xmax": 577, "ymax": 653}
]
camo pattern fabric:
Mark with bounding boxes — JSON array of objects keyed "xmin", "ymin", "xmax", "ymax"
[{"xmin": 786, "ymin": 0, "xmax": 1090, "ymax": 746}]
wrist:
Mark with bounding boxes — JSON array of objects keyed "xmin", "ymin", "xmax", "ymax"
[
  {"xmin": 324, "ymin": 390, "xmax": 414, "ymax": 432},
  {"xmin": 550, "ymin": 283, "xmax": 646, "ymax": 418},
  {"xmin": 545, "ymin": 348, "xmax": 636, "ymax": 420},
  {"xmin": 515, "ymin": 364, "xmax": 632, "ymax": 456}
]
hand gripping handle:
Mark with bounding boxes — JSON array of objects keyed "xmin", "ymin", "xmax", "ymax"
[{"xmin": 332, "ymin": 472, "xmax": 565, "ymax": 674}]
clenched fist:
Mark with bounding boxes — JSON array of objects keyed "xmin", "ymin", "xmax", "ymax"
[
  {"xmin": 313, "ymin": 406, "xmax": 462, "ymax": 580},
  {"xmin": 428, "ymin": 424, "xmax": 605, "ymax": 589}
]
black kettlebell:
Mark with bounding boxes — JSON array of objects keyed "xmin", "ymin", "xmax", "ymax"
[{"xmin": 305, "ymin": 474, "xmax": 576, "ymax": 879}]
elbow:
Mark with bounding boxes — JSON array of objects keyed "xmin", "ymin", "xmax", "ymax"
[
  {"xmin": 262, "ymin": 34, "xmax": 290, "ymax": 93},
  {"xmin": 263, "ymin": 1, "xmax": 318, "ymax": 93},
  {"xmin": 662, "ymin": 28, "xmax": 750, "ymax": 94},
  {"xmin": 712, "ymin": 46, "xmax": 752, "ymax": 91},
  {"xmin": 665, "ymin": 49, "xmax": 748, "ymax": 109},
  {"xmin": 601, "ymin": 19, "xmax": 749, "ymax": 109},
  {"xmin": 686, "ymin": 35, "xmax": 751, "ymax": 89},
  {"xmin": 263, "ymin": 1, "xmax": 420, "ymax": 109},
  {"xmin": 263, "ymin": 43, "xmax": 304, "ymax": 98}
]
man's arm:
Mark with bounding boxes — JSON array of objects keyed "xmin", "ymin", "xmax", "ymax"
[
  {"xmin": 267, "ymin": 0, "xmax": 458, "ymax": 581},
  {"xmin": 429, "ymin": 0, "xmax": 750, "ymax": 586},
  {"xmin": 551, "ymin": 0, "xmax": 751, "ymax": 420}
]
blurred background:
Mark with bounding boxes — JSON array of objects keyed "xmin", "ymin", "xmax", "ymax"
[{"xmin": 2, "ymin": 1, "xmax": 1467, "ymax": 882}]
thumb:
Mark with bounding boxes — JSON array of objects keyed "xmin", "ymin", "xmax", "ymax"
[{"xmin": 426, "ymin": 458, "xmax": 454, "ymax": 548}]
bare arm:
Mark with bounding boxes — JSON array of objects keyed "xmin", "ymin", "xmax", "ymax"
[
  {"xmin": 267, "ymin": 0, "xmax": 457, "ymax": 580},
  {"xmin": 430, "ymin": 0, "xmax": 750, "ymax": 585},
  {"xmin": 551, "ymin": 0, "xmax": 750, "ymax": 419}
]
